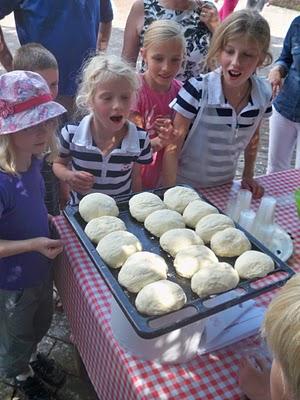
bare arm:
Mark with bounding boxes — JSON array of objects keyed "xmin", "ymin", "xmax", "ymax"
[
  {"xmin": 121, "ymin": 0, "xmax": 144, "ymax": 66},
  {"xmin": 241, "ymin": 127, "xmax": 264, "ymax": 199},
  {"xmin": 0, "ymin": 26, "xmax": 13, "ymax": 71},
  {"xmin": 131, "ymin": 163, "xmax": 142, "ymax": 192},
  {"xmin": 161, "ymin": 112, "xmax": 191, "ymax": 186},
  {"xmin": 0, "ymin": 237, "xmax": 63, "ymax": 259},
  {"xmin": 97, "ymin": 21, "xmax": 112, "ymax": 52}
]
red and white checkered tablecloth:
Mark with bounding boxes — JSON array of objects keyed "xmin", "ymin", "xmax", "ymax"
[{"xmin": 53, "ymin": 169, "xmax": 300, "ymax": 400}]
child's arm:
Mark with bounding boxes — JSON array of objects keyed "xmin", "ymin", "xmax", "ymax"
[
  {"xmin": 241, "ymin": 127, "xmax": 264, "ymax": 199},
  {"xmin": 0, "ymin": 26, "xmax": 13, "ymax": 71},
  {"xmin": 53, "ymin": 156, "xmax": 95, "ymax": 195},
  {"xmin": 131, "ymin": 163, "xmax": 142, "ymax": 192},
  {"xmin": 161, "ymin": 113, "xmax": 191, "ymax": 187},
  {"xmin": 0, "ymin": 237, "xmax": 63, "ymax": 259}
]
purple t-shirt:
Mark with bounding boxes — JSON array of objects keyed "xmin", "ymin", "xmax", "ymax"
[{"xmin": 0, "ymin": 157, "xmax": 51, "ymax": 290}]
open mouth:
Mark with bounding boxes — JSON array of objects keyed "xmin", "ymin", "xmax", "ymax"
[
  {"xmin": 110, "ymin": 116, "xmax": 123, "ymax": 123},
  {"xmin": 228, "ymin": 70, "xmax": 241, "ymax": 78}
]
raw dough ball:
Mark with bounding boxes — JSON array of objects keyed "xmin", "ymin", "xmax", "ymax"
[
  {"xmin": 234, "ymin": 250, "xmax": 275, "ymax": 279},
  {"xmin": 159, "ymin": 228, "xmax": 203, "ymax": 257},
  {"xmin": 129, "ymin": 192, "xmax": 166, "ymax": 222},
  {"xmin": 96, "ymin": 231, "xmax": 142, "ymax": 269},
  {"xmin": 118, "ymin": 251, "xmax": 168, "ymax": 293},
  {"xmin": 191, "ymin": 263, "xmax": 239, "ymax": 298},
  {"xmin": 135, "ymin": 280, "xmax": 187, "ymax": 316},
  {"xmin": 79, "ymin": 193, "xmax": 119, "ymax": 222},
  {"xmin": 174, "ymin": 245, "xmax": 218, "ymax": 278},
  {"xmin": 163, "ymin": 186, "xmax": 200, "ymax": 213},
  {"xmin": 210, "ymin": 227, "xmax": 251, "ymax": 257},
  {"xmin": 183, "ymin": 199, "xmax": 219, "ymax": 228},
  {"xmin": 144, "ymin": 209, "xmax": 185, "ymax": 237},
  {"xmin": 195, "ymin": 214, "xmax": 234, "ymax": 244},
  {"xmin": 84, "ymin": 216, "xmax": 126, "ymax": 244}
]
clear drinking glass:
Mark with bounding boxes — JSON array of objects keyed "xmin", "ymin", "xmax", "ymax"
[
  {"xmin": 226, "ymin": 189, "xmax": 253, "ymax": 222},
  {"xmin": 238, "ymin": 209, "xmax": 256, "ymax": 234}
]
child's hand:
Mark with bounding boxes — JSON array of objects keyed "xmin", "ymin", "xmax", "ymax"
[
  {"xmin": 241, "ymin": 178, "xmax": 264, "ymax": 199},
  {"xmin": 68, "ymin": 171, "xmax": 95, "ymax": 194},
  {"xmin": 155, "ymin": 118, "xmax": 177, "ymax": 148},
  {"xmin": 33, "ymin": 237, "xmax": 64, "ymax": 259}
]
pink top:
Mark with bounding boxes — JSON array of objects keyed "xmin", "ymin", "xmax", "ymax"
[{"xmin": 132, "ymin": 74, "xmax": 181, "ymax": 189}]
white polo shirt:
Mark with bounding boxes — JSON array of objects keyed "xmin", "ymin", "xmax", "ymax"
[
  {"xmin": 170, "ymin": 70, "xmax": 272, "ymax": 187},
  {"xmin": 59, "ymin": 115, "xmax": 152, "ymax": 204}
]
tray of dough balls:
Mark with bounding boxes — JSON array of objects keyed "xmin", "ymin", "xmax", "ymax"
[{"xmin": 63, "ymin": 185, "xmax": 294, "ymax": 339}]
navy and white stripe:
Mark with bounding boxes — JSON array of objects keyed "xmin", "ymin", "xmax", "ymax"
[
  {"xmin": 58, "ymin": 115, "xmax": 152, "ymax": 204},
  {"xmin": 170, "ymin": 70, "xmax": 272, "ymax": 187}
]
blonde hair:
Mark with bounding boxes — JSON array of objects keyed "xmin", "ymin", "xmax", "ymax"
[
  {"xmin": 142, "ymin": 20, "xmax": 186, "ymax": 51},
  {"xmin": 13, "ymin": 43, "xmax": 58, "ymax": 71},
  {"xmin": 262, "ymin": 274, "xmax": 300, "ymax": 399},
  {"xmin": 76, "ymin": 54, "xmax": 139, "ymax": 114},
  {"xmin": 0, "ymin": 118, "xmax": 59, "ymax": 175},
  {"xmin": 206, "ymin": 9, "xmax": 272, "ymax": 70}
]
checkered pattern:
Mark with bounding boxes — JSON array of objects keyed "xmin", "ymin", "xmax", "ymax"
[{"xmin": 53, "ymin": 169, "xmax": 300, "ymax": 400}]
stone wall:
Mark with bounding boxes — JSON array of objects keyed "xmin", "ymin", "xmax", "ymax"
[{"xmin": 271, "ymin": 0, "xmax": 300, "ymax": 11}]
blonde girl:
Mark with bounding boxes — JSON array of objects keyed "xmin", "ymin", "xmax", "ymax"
[
  {"xmin": 169, "ymin": 10, "xmax": 273, "ymax": 198},
  {"xmin": 0, "ymin": 71, "xmax": 66, "ymax": 399},
  {"xmin": 239, "ymin": 274, "xmax": 300, "ymax": 400},
  {"xmin": 53, "ymin": 54, "xmax": 152, "ymax": 205},
  {"xmin": 130, "ymin": 19, "xmax": 185, "ymax": 189}
]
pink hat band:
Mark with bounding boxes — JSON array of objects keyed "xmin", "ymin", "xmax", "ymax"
[{"xmin": 0, "ymin": 94, "xmax": 53, "ymax": 119}]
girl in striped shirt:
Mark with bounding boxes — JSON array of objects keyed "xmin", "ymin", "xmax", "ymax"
[
  {"xmin": 53, "ymin": 54, "xmax": 152, "ymax": 205},
  {"xmin": 168, "ymin": 10, "xmax": 273, "ymax": 198}
]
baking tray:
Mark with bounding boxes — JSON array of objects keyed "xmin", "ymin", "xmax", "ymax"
[{"xmin": 63, "ymin": 187, "xmax": 295, "ymax": 338}]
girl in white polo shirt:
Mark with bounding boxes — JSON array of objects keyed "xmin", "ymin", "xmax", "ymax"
[{"xmin": 168, "ymin": 9, "xmax": 272, "ymax": 199}]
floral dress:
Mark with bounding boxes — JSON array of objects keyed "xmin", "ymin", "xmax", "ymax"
[{"xmin": 140, "ymin": 0, "xmax": 213, "ymax": 81}]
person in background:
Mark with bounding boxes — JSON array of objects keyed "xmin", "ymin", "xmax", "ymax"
[
  {"xmin": 168, "ymin": 10, "xmax": 273, "ymax": 198},
  {"xmin": 267, "ymin": 16, "xmax": 300, "ymax": 174},
  {"xmin": 218, "ymin": 0, "xmax": 239, "ymax": 20},
  {"xmin": 122, "ymin": 0, "xmax": 219, "ymax": 82},
  {"xmin": 239, "ymin": 274, "xmax": 300, "ymax": 400},
  {"xmin": 0, "ymin": 71, "xmax": 66, "ymax": 400},
  {"xmin": 53, "ymin": 54, "xmax": 152, "ymax": 206},
  {"xmin": 246, "ymin": 0, "xmax": 269, "ymax": 12},
  {"xmin": 130, "ymin": 20, "xmax": 185, "ymax": 189},
  {"xmin": 0, "ymin": 0, "xmax": 113, "ymax": 117}
]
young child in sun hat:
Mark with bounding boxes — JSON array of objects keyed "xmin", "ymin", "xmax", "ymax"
[
  {"xmin": 0, "ymin": 70, "xmax": 66, "ymax": 400},
  {"xmin": 13, "ymin": 42, "xmax": 69, "ymax": 216}
]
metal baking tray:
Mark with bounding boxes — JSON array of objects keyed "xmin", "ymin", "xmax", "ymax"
[{"xmin": 63, "ymin": 187, "xmax": 295, "ymax": 338}]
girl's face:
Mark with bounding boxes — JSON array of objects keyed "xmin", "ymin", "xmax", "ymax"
[
  {"xmin": 141, "ymin": 38, "xmax": 184, "ymax": 92},
  {"xmin": 90, "ymin": 78, "xmax": 134, "ymax": 134},
  {"xmin": 219, "ymin": 36, "xmax": 263, "ymax": 89},
  {"xmin": 11, "ymin": 119, "xmax": 56, "ymax": 156}
]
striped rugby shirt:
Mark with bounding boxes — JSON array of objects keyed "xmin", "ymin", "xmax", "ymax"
[
  {"xmin": 170, "ymin": 70, "xmax": 272, "ymax": 187},
  {"xmin": 58, "ymin": 115, "xmax": 152, "ymax": 204}
]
